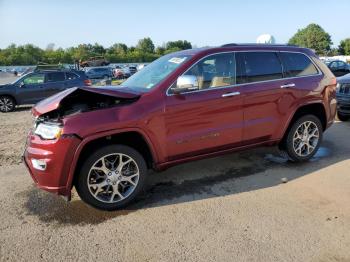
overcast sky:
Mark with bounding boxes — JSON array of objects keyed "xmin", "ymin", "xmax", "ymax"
[{"xmin": 0, "ymin": 0, "xmax": 349, "ymax": 49}]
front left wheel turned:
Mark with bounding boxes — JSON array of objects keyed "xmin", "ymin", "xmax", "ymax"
[
  {"xmin": 75, "ymin": 145, "xmax": 148, "ymax": 211},
  {"xmin": 0, "ymin": 96, "xmax": 15, "ymax": 113}
]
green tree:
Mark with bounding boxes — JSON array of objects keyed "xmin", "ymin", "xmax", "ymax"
[
  {"xmin": 288, "ymin": 23, "xmax": 332, "ymax": 55},
  {"xmin": 165, "ymin": 40, "xmax": 192, "ymax": 50},
  {"xmin": 339, "ymin": 38, "xmax": 350, "ymax": 55},
  {"xmin": 136, "ymin": 37, "xmax": 155, "ymax": 53},
  {"xmin": 91, "ymin": 43, "xmax": 105, "ymax": 55},
  {"xmin": 155, "ymin": 46, "xmax": 165, "ymax": 55}
]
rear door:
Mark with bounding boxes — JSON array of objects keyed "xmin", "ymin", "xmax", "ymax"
[
  {"xmin": 236, "ymin": 51, "xmax": 289, "ymax": 143},
  {"xmin": 238, "ymin": 51, "xmax": 321, "ymax": 144},
  {"xmin": 65, "ymin": 72, "xmax": 83, "ymax": 87},
  {"xmin": 164, "ymin": 52, "xmax": 244, "ymax": 161},
  {"xmin": 44, "ymin": 72, "xmax": 66, "ymax": 97}
]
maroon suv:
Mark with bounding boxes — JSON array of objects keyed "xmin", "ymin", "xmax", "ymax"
[{"xmin": 24, "ymin": 44, "xmax": 337, "ymax": 210}]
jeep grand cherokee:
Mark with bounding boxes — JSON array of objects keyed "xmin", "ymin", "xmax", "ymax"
[{"xmin": 24, "ymin": 44, "xmax": 337, "ymax": 210}]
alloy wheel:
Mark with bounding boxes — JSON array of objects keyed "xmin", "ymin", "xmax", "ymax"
[
  {"xmin": 292, "ymin": 120, "xmax": 319, "ymax": 157},
  {"xmin": 0, "ymin": 97, "xmax": 14, "ymax": 112},
  {"xmin": 87, "ymin": 153, "xmax": 140, "ymax": 203}
]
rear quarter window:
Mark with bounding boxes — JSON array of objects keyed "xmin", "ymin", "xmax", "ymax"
[{"xmin": 279, "ymin": 52, "xmax": 318, "ymax": 77}]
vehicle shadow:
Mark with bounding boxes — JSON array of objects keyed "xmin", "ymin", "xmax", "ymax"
[
  {"xmin": 22, "ymin": 121, "xmax": 350, "ymax": 226},
  {"xmin": 15, "ymin": 105, "xmax": 33, "ymax": 112}
]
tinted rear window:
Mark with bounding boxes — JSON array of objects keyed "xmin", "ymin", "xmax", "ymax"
[
  {"xmin": 236, "ymin": 52, "xmax": 282, "ymax": 84},
  {"xmin": 280, "ymin": 52, "xmax": 318, "ymax": 77},
  {"xmin": 66, "ymin": 72, "xmax": 78, "ymax": 80},
  {"xmin": 46, "ymin": 72, "xmax": 65, "ymax": 82}
]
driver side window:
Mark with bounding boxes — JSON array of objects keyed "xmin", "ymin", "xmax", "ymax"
[
  {"xmin": 184, "ymin": 53, "xmax": 235, "ymax": 90},
  {"xmin": 22, "ymin": 73, "xmax": 45, "ymax": 85}
]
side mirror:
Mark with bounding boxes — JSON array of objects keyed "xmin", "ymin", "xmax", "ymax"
[
  {"xmin": 171, "ymin": 75, "xmax": 199, "ymax": 94},
  {"xmin": 19, "ymin": 82, "xmax": 25, "ymax": 88}
]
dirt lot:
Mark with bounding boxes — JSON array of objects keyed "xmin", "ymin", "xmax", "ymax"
[{"xmin": 0, "ymin": 108, "xmax": 350, "ymax": 262}]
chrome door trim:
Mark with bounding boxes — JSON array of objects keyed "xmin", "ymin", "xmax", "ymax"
[
  {"xmin": 280, "ymin": 83, "xmax": 296, "ymax": 88},
  {"xmin": 166, "ymin": 50, "xmax": 322, "ymax": 97},
  {"xmin": 222, "ymin": 91, "xmax": 240, "ymax": 97}
]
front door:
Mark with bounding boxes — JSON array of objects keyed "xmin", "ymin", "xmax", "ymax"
[
  {"xmin": 164, "ymin": 52, "xmax": 243, "ymax": 161},
  {"xmin": 16, "ymin": 73, "xmax": 47, "ymax": 104}
]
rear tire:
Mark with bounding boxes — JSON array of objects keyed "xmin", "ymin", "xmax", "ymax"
[
  {"xmin": 0, "ymin": 96, "xmax": 15, "ymax": 113},
  {"xmin": 337, "ymin": 112, "xmax": 349, "ymax": 122},
  {"xmin": 282, "ymin": 115, "xmax": 323, "ymax": 162},
  {"xmin": 75, "ymin": 145, "xmax": 147, "ymax": 211}
]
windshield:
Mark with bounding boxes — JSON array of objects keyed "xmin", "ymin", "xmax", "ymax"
[
  {"xmin": 11, "ymin": 73, "xmax": 29, "ymax": 84},
  {"xmin": 120, "ymin": 53, "xmax": 191, "ymax": 92}
]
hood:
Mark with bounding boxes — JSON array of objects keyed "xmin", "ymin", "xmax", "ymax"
[
  {"xmin": 32, "ymin": 86, "xmax": 141, "ymax": 117},
  {"xmin": 0, "ymin": 84, "xmax": 12, "ymax": 89},
  {"xmin": 337, "ymin": 73, "xmax": 350, "ymax": 84}
]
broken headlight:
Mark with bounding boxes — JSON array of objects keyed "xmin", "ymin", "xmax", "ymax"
[{"xmin": 34, "ymin": 122, "xmax": 62, "ymax": 140}]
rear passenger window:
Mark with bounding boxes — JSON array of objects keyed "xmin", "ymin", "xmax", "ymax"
[
  {"xmin": 47, "ymin": 72, "xmax": 65, "ymax": 82},
  {"xmin": 279, "ymin": 52, "xmax": 318, "ymax": 77},
  {"xmin": 236, "ymin": 52, "xmax": 282, "ymax": 84},
  {"xmin": 66, "ymin": 72, "xmax": 78, "ymax": 80}
]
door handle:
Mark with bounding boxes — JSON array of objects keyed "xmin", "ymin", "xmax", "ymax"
[
  {"xmin": 280, "ymin": 83, "xmax": 295, "ymax": 88},
  {"xmin": 222, "ymin": 91, "xmax": 240, "ymax": 97}
]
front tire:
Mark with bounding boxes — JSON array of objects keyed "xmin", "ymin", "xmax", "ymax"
[
  {"xmin": 337, "ymin": 112, "xmax": 349, "ymax": 122},
  {"xmin": 283, "ymin": 115, "xmax": 323, "ymax": 162},
  {"xmin": 0, "ymin": 96, "xmax": 15, "ymax": 113},
  {"xmin": 75, "ymin": 145, "xmax": 147, "ymax": 211}
]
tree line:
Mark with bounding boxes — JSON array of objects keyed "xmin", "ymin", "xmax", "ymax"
[
  {"xmin": 0, "ymin": 39, "xmax": 192, "ymax": 66},
  {"xmin": 0, "ymin": 24, "xmax": 349, "ymax": 66}
]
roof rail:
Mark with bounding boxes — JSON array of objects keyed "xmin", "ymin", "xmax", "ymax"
[
  {"xmin": 33, "ymin": 64, "xmax": 71, "ymax": 72},
  {"xmin": 221, "ymin": 43, "xmax": 299, "ymax": 47}
]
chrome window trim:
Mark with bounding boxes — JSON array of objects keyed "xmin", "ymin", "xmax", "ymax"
[{"xmin": 166, "ymin": 50, "xmax": 322, "ymax": 96}]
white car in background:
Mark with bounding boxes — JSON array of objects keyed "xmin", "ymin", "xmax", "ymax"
[{"xmin": 137, "ymin": 64, "xmax": 147, "ymax": 71}]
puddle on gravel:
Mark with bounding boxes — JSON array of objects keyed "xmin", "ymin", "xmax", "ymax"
[
  {"xmin": 310, "ymin": 147, "xmax": 331, "ymax": 161},
  {"xmin": 264, "ymin": 147, "xmax": 331, "ymax": 164}
]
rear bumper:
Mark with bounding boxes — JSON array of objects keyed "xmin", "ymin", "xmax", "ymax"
[{"xmin": 23, "ymin": 132, "xmax": 81, "ymax": 197}]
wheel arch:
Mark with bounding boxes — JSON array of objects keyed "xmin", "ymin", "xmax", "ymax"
[
  {"xmin": 280, "ymin": 102, "xmax": 327, "ymax": 148},
  {"xmin": 67, "ymin": 129, "xmax": 157, "ymax": 190}
]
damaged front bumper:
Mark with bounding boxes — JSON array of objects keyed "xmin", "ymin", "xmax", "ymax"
[{"xmin": 23, "ymin": 132, "xmax": 81, "ymax": 199}]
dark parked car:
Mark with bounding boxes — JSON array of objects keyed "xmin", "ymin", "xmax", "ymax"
[
  {"xmin": 129, "ymin": 66, "xmax": 137, "ymax": 75},
  {"xmin": 0, "ymin": 69, "xmax": 91, "ymax": 112},
  {"xmin": 24, "ymin": 44, "xmax": 337, "ymax": 210},
  {"xmin": 80, "ymin": 56, "xmax": 109, "ymax": 68},
  {"xmin": 326, "ymin": 60, "xmax": 350, "ymax": 77},
  {"xmin": 336, "ymin": 74, "xmax": 350, "ymax": 121},
  {"xmin": 85, "ymin": 67, "xmax": 113, "ymax": 79}
]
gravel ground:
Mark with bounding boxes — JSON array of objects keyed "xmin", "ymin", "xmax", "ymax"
[
  {"xmin": 0, "ymin": 108, "xmax": 350, "ymax": 262},
  {"xmin": 0, "ymin": 107, "xmax": 32, "ymax": 166}
]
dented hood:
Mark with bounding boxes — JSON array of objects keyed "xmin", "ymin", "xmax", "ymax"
[{"xmin": 32, "ymin": 86, "xmax": 141, "ymax": 116}]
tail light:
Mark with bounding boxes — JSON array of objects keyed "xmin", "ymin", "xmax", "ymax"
[
  {"xmin": 84, "ymin": 79, "xmax": 92, "ymax": 86},
  {"xmin": 330, "ymin": 77, "xmax": 337, "ymax": 86}
]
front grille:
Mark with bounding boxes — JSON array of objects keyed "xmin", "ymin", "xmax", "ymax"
[{"xmin": 339, "ymin": 83, "xmax": 350, "ymax": 94}]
